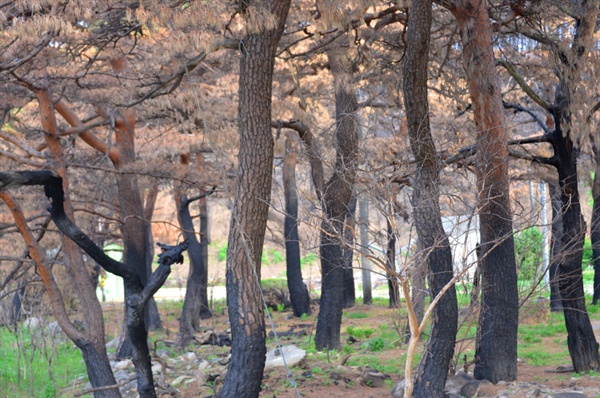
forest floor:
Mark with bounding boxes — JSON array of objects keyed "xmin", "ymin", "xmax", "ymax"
[{"xmin": 93, "ymin": 296, "xmax": 600, "ymax": 398}]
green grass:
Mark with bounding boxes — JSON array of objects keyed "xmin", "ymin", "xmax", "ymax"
[
  {"xmin": 518, "ymin": 345, "xmax": 570, "ymax": 366},
  {"xmin": 344, "ymin": 311, "xmax": 369, "ymax": 319},
  {"xmin": 0, "ymin": 327, "xmax": 87, "ymax": 397}
]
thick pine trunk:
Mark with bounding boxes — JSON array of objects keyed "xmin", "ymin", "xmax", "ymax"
[
  {"xmin": 315, "ymin": 38, "xmax": 359, "ymax": 351},
  {"xmin": 283, "ymin": 134, "xmax": 311, "ymax": 317},
  {"xmin": 219, "ymin": 1, "xmax": 290, "ymax": 396},
  {"xmin": 403, "ymin": 1, "xmax": 458, "ymax": 395},
  {"xmin": 453, "ymin": 0, "xmax": 519, "ymax": 383}
]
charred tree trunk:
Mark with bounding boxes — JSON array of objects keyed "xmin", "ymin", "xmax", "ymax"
[
  {"xmin": 196, "ymin": 152, "xmax": 211, "ymax": 319},
  {"xmin": 315, "ymin": 37, "xmax": 359, "ymax": 351},
  {"xmin": 143, "ymin": 184, "xmax": 162, "ymax": 331},
  {"xmin": 551, "ymin": 104, "xmax": 600, "ymax": 371},
  {"xmin": 403, "ymin": 1, "xmax": 458, "ymax": 394},
  {"xmin": 283, "ymin": 134, "xmax": 311, "ymax": 317},
  {"xmin": 176, "ymin": 156, "xmax": 210, "ymax": 346},
  {"xmin": 548, "ymin": 181, "xmax": 564, "ymax": 311},
  {"xmin": 591, "ymin": 145, "xmax": 600, "ymax": 305},
  {"xmin": 343, "ymin": 195, "xmax": 357, "ymax": 309},
  {"xmin": 386, "ymin": 218, "xmax": 400, "ymax": 309},
  {"xmin": 219, "ymin": 1, "xmax": 290, "ymax": 396},
  {"xmin": 359, "ymin": 197, "xmax": 372, "ymax": 305},
  {"xmin": 453, "ymin": 0, "xmax": 519, "ymax": 383},
  {"xmin": 36, "ymin": 91, "xmax": 121, "ymax": 397}
]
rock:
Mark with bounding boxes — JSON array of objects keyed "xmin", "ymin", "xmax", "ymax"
[
  {"xmin": 198, "ymin": 360, "xmax": 210, "ymax": 370},
  {"xmin": 179, "ymin": 352, "xmax": 197, "ymax": 363},
  {"xmin": 264, "ymin": 345, "xmax": 306, "ymax": 370},
  {"xmin": 23, "ymin": 317, "xmax": 42, "ymax": 330},
  {"xmin": 113, "ymin": 359, "xmax": 133, "ymax": 371},
  {"xmin": 46, "ymin": 321, "xmax": 63, "ymax": 336},
  {"xmin": 151, "ymin": 363, "xmax": 162, "ymax": 374},
  {"xmin": 113, "ymin": 369, "xmax": 130, "ymax": 381},
  {"xmin": 172, "ymin": 375, "xmax": 190, "ymax": 387},
  {"xmin": 445, "ymin": 371, "xmax": 474, "ymax": 395},
  {"xmin": 362, "ymin": 370, "xmax": 387, "ymax": 388},
  {"xmin": 445, "ymin": 394, "xmax": 462, "ymax": 398},
  {"xmin": 550, "ymin": 393, "xmax": 588, "ymax": 398},
  {"xmin": 460, "ymin": 380, "xmax": 480, "ymax": 398},
  {"xmin": 105, "ymin": 337, "xmax": 121, "ymax": 350},
  {"xmin": 156, "ymin": 349, "xmax": 170, "ymax": 358},
  {"xmin": 391, "ymin": 380, "xmax": 405, "ymax": 398}
]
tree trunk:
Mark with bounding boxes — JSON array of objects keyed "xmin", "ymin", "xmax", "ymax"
[
  {"xmin": 386, "ymin": 218, "xmax": 400, "ymax": 309},
  {"xmin": 359, "ymin": 197, "xmax": 372, "ymax": 305},
  {"xmin": 591, "ymin": 145, "xmax": 600, "ymax": 305},
  {"xmin": 175, "ymin": 159, "xmax": 210, "ymax": 346},
  {"xmin": 551, "ymin": 107, "xmax": 600, "ymax": 371},
  {"xmin": 196, "ymin": 152, "xmax": 211, "ymax": 319},
  {"xmin": 404, "ymin": 257, "xmax": 426, "ymax": 344},
  {"xmin": 343, "ymin": 195, "xmax": 357, "ymax": 309},
  {"xmin": 37, "ymin": 90, "xmax": 121, "ymax": 397},
  {"xmin": 219, "ymin": 1, "xmax": 290, "ymax": 396},
  {"xmin": 315, "ymin": 37, "xmax": 359, "ymax": 351},
  {"xmin": 548, "ymin": 181, "xmax": 563, "ymax": 311},
  {"xmin": 403, "ymin": 1, "xmax": 458, "ymax": 394},
  {"xmin": 283, "ymin": 134, "xmax": 311, "ymax": 317},
  {"xmin": 452, "ymin": 0, "xmax": 519, "ymax": 383}
]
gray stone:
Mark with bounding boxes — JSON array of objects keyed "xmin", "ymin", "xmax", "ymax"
[
  {"xmin": 179, "ymin": 351, "xmax": 197, "ymax": 363},
  {"xmin": 156, "ymin": 349, "xmax": 170, "ymax": 358},
  {"xmin": 105, "ymin": 337, "xmax": 121, "ymax": 350},
  {"xmin": 23, "ymin": 317, "xmax": 42, "ymax": 330},
  {"xmin": 460, "ymin": 380, "xmax": 480, "ymax": 398},
  {"xmin": 264, "ymin": 345, "xmax": 306, "ymax": 370},
  {"xmin": 551, "ymin": 393, "xmax": 588, "ymax": 398},
  {"xmin": 362, "ymin": 371, "xmax": 387, "ymax": 388},
  {"xmin": 445, "ymin": 371, "xmax": 474, "ymax": 395},
  {"xmin": 391, "ymin": 379, "xmax": 405, "ymax": 398},
  {"xmin": 113, "ymin": 359, "xmax": 133, "ymax": 371}
]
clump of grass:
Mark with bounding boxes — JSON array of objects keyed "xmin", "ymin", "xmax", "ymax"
[
  {"xmin": 345, "ymin": 311, "xmax": 369, "ymax": 319},
  {"xmin": 346, "ymin": 326, "xmax": 374, "ymax": 339}
]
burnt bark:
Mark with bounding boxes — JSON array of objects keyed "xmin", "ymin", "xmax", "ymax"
[
  {"xmin": 403, "ymin": 0, "xmax": 458, "ymax": 394},
  {"xmin": 36, "ymin": 91, "xmax": 121, "ymax": 397},
  {"xmin": 176, "ymin": 192, "xmax": 207, "ymax": 345},
  {"xmin": 591, "ymin": 145, "xmax": 600, "ymax": 305},
  {"xmin": 315, "ymin": 36, "xmax": 359, "ymax": 351},
  {"xmin": 453, "ymin": 0, "xmax": 518, "ymax": 382},
  {"xmin": 196, "ymin": 153, "xmax": 212, "ymax": 320},
  {"xmin": 219, "ymin": 0, "xmax": 290, "ymax": 396},
  {"xmin": 359, "ymin": 197, "xmax": 372, "ymax": 305},
  {"xmin": 176, "ymin": 154, "xmax": 212, "ymax": 346},
  {"xmin": 550, "ymin": 105, "xmax": 600, "ymax": 370},
  {"xmin": 283, "ymin": 134, "xmax": 311, "ymax": 317},
  {"xmin": 548, "ymin": 181, "xmax": 564, "ymax": 311},
  {"xmin": 343, "ymin": 195, "xmax": 357, "ymax": 309},
  {"xmin": 1, "ymin": 170, "xmax": 188, "ymax": 398},
  {"xmin": 386, "ymin": 218, "xmax": 400, "ymax": 309}
]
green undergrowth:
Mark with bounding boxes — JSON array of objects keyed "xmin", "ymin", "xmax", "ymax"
[{"xmin": 0, "ymin": 327, "xmax": 86, "ymax": 398}]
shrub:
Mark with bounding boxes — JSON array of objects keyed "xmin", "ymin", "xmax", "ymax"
[{"xmin": 514, "ymin": 227, "xmax": 543, "ymax": 281}]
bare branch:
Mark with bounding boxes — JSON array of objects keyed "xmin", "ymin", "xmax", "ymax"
[{"xmin": 497, "ymin": 60, "xmax": 551, "ymax": 110}]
